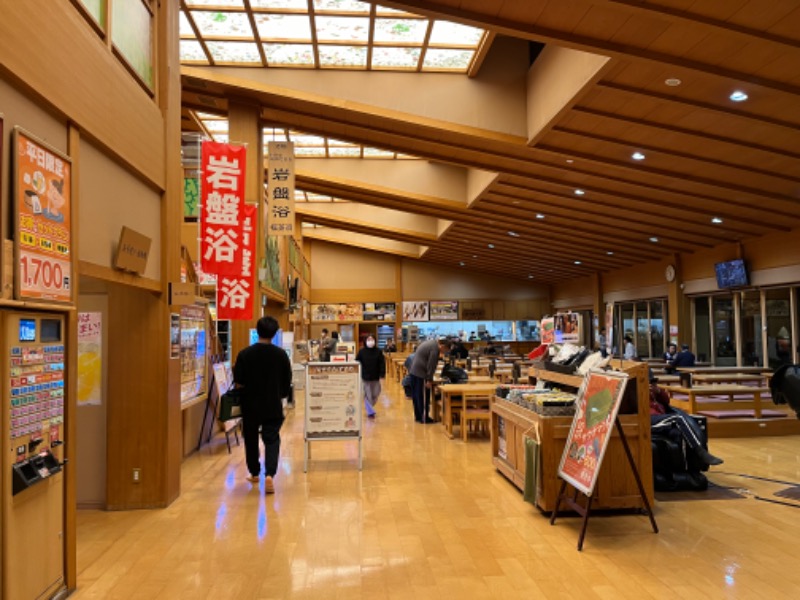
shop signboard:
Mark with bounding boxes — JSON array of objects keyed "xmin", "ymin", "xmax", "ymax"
[
  {"xmin": 305, "ymin": 363, "xmax": 361, "ymax": 438},
  {"xmin": 402, "ymin": 301, "xmax": 429, "ymax": 322},
  {"xmin": 13, "ymin": 128, "xmax": 73, "ymax": 303},
  {"xmin": 267, "ymin": 141, "xmax": 295, "ymax": 236},
  {"xmin": 311, "ymin": 303, "xmax": 363, "ymax": 322},
  {"xmin": 558, "ymin": 370, "xmax": 629, "ymax": 496},
  {"xmin": 430, "ymin": 300, "xmax": 458, "ymax": 321}
]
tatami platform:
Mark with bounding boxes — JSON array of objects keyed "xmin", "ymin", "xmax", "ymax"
[{"xmin": 74, "ymin": 380, "xmax": 800, "ymax": 599}]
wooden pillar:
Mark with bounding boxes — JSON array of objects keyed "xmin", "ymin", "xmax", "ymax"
[
  {"xmin": 668, "ymin": 254, "xmax": 691, "ymax": 346},
  {"xmin": 228, "ymin": 100, "xmax": 264, "ymax": 359}
]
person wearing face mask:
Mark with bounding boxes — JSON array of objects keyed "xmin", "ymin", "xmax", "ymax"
[{"xmin": 355, "ymin": 335, "xmax": 386, "ymax": 419}]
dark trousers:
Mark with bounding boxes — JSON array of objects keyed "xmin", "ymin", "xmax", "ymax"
[
  {"xmin": 242, "ymin": 416, "xmax": 284, "ymax": 477},
  {"xmin": 651, "ymin": 408, "xmax": 703, "ymax": 449},
  {"xmin": 410, "ymin": 373, "xmax": 429, "ymax": 422}
]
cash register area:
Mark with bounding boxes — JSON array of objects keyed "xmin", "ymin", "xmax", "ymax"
[{"xmin": 73, "ymin": 380, "xmax": 800, "ymax": 599}]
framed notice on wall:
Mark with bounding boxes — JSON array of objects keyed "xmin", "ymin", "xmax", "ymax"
[
  {"xmin": 430, "ymin": 300, "xmax": 458, "ymax": 320},
  {"xmin": 12, "ymin": 128, "xmax": 73, "ymax": 303},
  {"xmin": 558, "ymin": 370, "xmax": 629, "ymax": 496}
]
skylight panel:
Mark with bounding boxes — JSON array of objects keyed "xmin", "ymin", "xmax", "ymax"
[
  {"xmin": 206, "ymin": 42, "xmax": 262, "ymax": 64},
  {"xmin": 292, "ymin": 133, "xmax": 326, "ymax": 146},
  {"xmin": 313, "ymin": 0, "xmax": 371, "ymax": 13},
  {"xmin": 371, "ymin": 46, "xmax": 420, "ymax": 68},
  {"xmin": 315, "ymin": 16, "xmax": 371, "ymax": 42},
  {"xmin": 429, "ymin": 21, "xmax": 484, "ymax": 46},
  {"xmin": 373, "ymin": 18, "xmax": 428, "ymax": 43},
  {"xmin": 363, "ymin": 147, "xmax": 394, "ymax": 158},
  {"xmin": 179, "ymin": 12, "xmax": 195, "ymax": 36},
  {"xmin": 306, "ymin": 193, "xmax": 332, "ymax": 201},
  {"xmin": 295, "ymin": 147, "xmax": 326, "ymax": 157},
  {"xmin": 186, "ymin": 0, "xmax": 244, "ymax": 7},
  {"xmin": 318, "ymin": 45, "xmax": 367, "ymax": 67},
  {"xmin": 251, "ymin": 0, "xmax": 308, "ymax": 8},
  {"xmin": 263, "ymin": 43, "xmax": 315, "ymax": 65},
  {"xmin": 422, "ymin": 48, "xmax": 474, "ymax": 70},
  {"xmin": 202, "ymin": 120, "xmax": 229, "ymax": 132},
  {"xmin": 180, "ymin": 40, "xmax": 208, "ymax": 62},
  {"xmin": 255, "ymin": 14, "xmax": 313, "ymax": 40},
  {"xmin": 191, "ymin": 11, "xmax": 254, "ymax": 39}
]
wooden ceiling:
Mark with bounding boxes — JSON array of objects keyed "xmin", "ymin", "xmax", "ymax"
[{"xmin": 181, "ymin": 0, "xmax": 800, "ymax": 284}]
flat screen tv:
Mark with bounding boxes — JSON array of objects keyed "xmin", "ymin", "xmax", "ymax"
[{"xmin": 714, "ymin": 259, "xmax": 749, "ymax": 289}]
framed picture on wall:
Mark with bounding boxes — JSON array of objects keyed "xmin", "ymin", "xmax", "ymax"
[
  {"xmin": 403, "ymin": 301, "xmax": 429, "ymax": 322},
  {"xmin": 430, "ymin": 300, "xmax": 458, "ymax": 321}
]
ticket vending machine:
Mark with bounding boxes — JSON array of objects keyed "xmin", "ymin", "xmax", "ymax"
[{"xmin": 1, "ymin": 311, "xmax": 67, "ymax": 600}]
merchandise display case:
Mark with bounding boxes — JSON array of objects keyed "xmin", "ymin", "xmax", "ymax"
[
  {"xmin": 180, "ymin": 304, "xmax": 208, "ymax": 407},
  {"xmin": 491, "ymin": 361, "xmax": 653, "ymax": 512}
]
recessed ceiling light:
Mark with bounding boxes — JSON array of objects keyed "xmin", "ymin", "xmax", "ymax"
[
  {"xmin": 712, "ymin": 217, "xmax": 723, "ymax": 224},
  {"xmin": 459, "ymin": 261, "xmax": 465, "ymax": 267},
  {"xmin": 512, "ymin": 200, "xmax": 521, "ymax": 205},
  {"xmin": 536, "ymin": 213, "xmax": 545, "ymax": 219},
  {"xmin": 566, "ymin": 159, "xmax": 574, "ymax": 164},
  {"xmin": 607, "ymin": 251, "xmax": 614, "ymax": 255},
  {"xmin": 574, "ymin": 260, "xmax": 582, "ymax": 265},
  {"xmin": 487, "ymin": 244, "xmax": 495, "ymax": 249},
  {"xmin": 665, "ymin": 78, "xmax": 682, "ymax": 87},
  {"xmin": 650, "ymin": 237, "xmax": 659, "ymax": 243},
  {"xmin": 508, "ymin": 231, "xmax": 519, "ymax": 237},
  {"xmin": 730, "ymin": 90, "xmax": 748, "ymax": 102},
  {"xmin": 574, "ymin": 189, "xmax": 585, "ymax": 196},
  {"xmin": 528, "ymin": 275, "xmax": 534, "ymax": 279},
  {"xmin": 632, "ymin": 152, "xmax": 646, "ymax": 161},
  {"xmin": 472, "ymin": 255, "xmax": 477, "ymax": 259}
]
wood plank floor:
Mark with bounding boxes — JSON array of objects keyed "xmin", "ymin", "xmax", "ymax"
[{"xmin": 74, "ymin": 379, "xmax": 800, "ymax": 599}]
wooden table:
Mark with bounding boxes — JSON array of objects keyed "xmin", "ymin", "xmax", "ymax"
[
  {"xmin": 691, "ymin": 373, "xmax": 768, "ymax": 385},
  {"xmin": 663, "ymin": 384, "xmax": 770, "ymax": 417},
  {"xmin": 437, "ymin": 383, "xmax": 499, "ymax": 439},
  {"xmin": 679, "ymin": 366, "xmax": 770, "ymax": 375}
]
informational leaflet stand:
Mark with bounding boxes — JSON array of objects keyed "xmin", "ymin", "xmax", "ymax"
[{"xmin": 304, "ymin": 362, "xmax": 362, "ymax": 472}]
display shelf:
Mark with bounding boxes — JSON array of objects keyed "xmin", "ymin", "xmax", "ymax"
[{"xmin": 493, "ymin": 361, "xmax": 653, "ymax": 512}]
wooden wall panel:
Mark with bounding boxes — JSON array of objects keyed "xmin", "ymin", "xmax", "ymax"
[
  {"xmin": 106, "ymin": 284, "xmax": 168, "ymax": 510},
  {"xmin": 0, "ymin": 0, "xmax": 165, "ymax": 187}
]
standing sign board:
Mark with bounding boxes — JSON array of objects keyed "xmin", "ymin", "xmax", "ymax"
[
  {"xmin": 13, "ymin": 128, "xmax": 72, "ymax": 303},
  {"xmin": 304, "ymin": 362, "xmax": 362, "ymax": 471},
  {"xmin": 558, "ymin": 370, "xmax": 629, "ymax": 495}
]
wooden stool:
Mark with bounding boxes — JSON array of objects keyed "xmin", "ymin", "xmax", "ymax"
[{"xmin": 461, "ymin": 391, "xmax": 492, "ymax": 441}]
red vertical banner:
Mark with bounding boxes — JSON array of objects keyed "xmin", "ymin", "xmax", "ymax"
[
  {"xmin": 200, "ymin": 141, "xmax": 246, "ymax": 277},
  {"xmin": 217, "ymin": 203, "xmax": 256, "ymax": 320}
]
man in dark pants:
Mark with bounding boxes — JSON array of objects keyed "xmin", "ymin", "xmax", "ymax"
[
  {"xmin": 409, "ymin": 338, "xmax": 449, "ymax": 423},
  {"xmin": 233, "ymin": 316, "xmax": 292, "ymax": 493}
]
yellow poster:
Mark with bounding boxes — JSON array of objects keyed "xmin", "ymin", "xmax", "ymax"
[{"xmin": 77, "ymin": 312, "xmax": 102, "ymax": 406}]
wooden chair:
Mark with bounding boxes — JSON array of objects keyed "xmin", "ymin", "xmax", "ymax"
[{"xmin": 461, "ymin": 390, "xmax": 492, "ymax": 441}]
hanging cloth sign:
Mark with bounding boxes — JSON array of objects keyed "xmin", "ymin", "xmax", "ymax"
[
  {"xmin": 200, "ymin": 140, "xmax": 247, "ymax": 277},
  {"xmin": 217, "ymin": 202, "xmax": 256, "ymax": 320},
  {"xmin": 267, "ymin": 141, "xmax": 295, "ymax": 236}
]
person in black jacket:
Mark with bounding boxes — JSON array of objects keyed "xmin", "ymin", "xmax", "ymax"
[
  {"xmin": 355, "ymin": 335, "xmax": 386, "ymax": 419},
  {"xmin": 450, "ymin": 339, "xmax": 469, "ymax": 360},
  {"xmin": 233, "ymin": 316, "xmax": 292, "ymax": 494}
]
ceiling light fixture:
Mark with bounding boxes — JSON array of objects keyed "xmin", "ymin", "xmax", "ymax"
[
  {"xmin": 508, "ymin": 231, "xmax": 519, "ymax": 237},
  {"xmin": 472, "ymin": 255, "xmax": 478, "ymax": 258},
  {"xmin": 536, "ymin": 213, "xmax": 545, "ymax": 219},
  {"xmin": 730, "ymin": 90, "xmax": 748, "ymax": 102},
  {"xmin": 574, "ymin": 260, "xmax": 582, "ymax": 265},
  {"xmin": 487, "ymin": 244, "xmax": 495, "ymax": 249},
  {"xmin": 459, "ymin": 261, "xmax": 465, "ymax": 267},
  {"xmin": 650, "ymin": 237, "xmax": 659, "ymax": 243},
  {"xmin": 512, "ymin": 200, "xmax": 521, "ymax": 205},
  {"xmin": 574, "ymin": 189, "xmax": 585, "ymax": 196},
  {"xmin": 665, "ymin": 78, "xmax": 682, "ymax": 87},
  {"xmin": 566, "ymin": 159, "xmax": 574, "ymax": 164},
  {"xmin": 528, "ymin": 275, "xmax": 534, "ymax": 279},
  {"xmin": 712, "ymin": 217, "xmax": 723, "ymax": 224},
  {"xmin": 607, "ymin": 251, "xmax": 614, "ymax": 256},
  {"xmin": 632, "ymin": 152, "xmax": 646, "ymax": 161}
]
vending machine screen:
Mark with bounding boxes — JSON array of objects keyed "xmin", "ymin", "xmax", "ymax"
[
  {"xmin": 19, "ymin": 319, "xmax": 36, "ymax": 342},
  {"xmin": 40, "ymin": 319, "xmax": 62, "ymax": 343}
]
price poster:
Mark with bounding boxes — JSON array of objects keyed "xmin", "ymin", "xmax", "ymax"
[
  {"xmin": 13, "ymin": 128, "xmax": 72, "ymax": 303},
  {"xmin": 558, "ymin": 370, "xmax": 629, "ymax": 496},
  {"xmin": 305, "ymin": 363, "xmax": 361, "ymax": 439}
]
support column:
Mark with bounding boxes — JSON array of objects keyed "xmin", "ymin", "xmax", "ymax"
[
  {"xmin": 228, "ymin": 100, "xmax": 265, "ymax": 359},
  {"xmin": 668, "ymin": 254, "xmax": 692, "ymax": 346}
]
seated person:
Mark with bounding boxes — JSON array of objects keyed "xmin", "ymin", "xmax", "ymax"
[
  {"xmin": 384, "ymin": 338, "xmax": 397, "ymax": 353},
  {"xmin": 468, "ymin": 331, "xmax": 478, "ymax": 341},
  {"xmin": 450, "ymin": 340, "xmax": 469, "ymax": 360},
  {"xmin": 649, "ymin": 371, "xmax": 723, "ymax": 466},
  {"xmin": 663, "ymin": 343, "xmax": 678, "ymax": 372},
  {"xmin": 483, "ymin": 340, "xmax": 499, "ymax": 355},
  {"xmin": 670, "ymin": 344, "xmax": 696, "ymax": 370}
]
